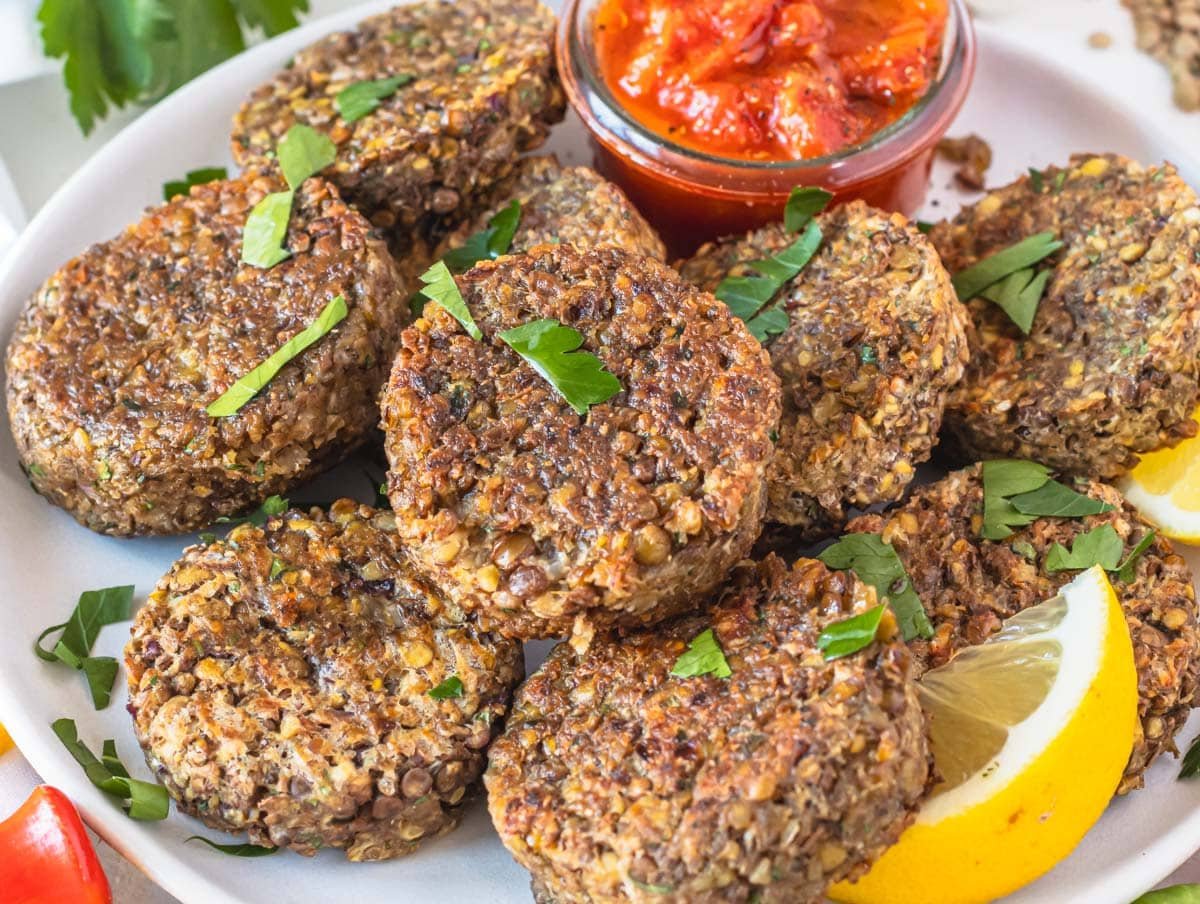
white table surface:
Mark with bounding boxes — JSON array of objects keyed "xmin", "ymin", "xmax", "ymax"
[{"xmin": 0, "ymin": 1, "xmax": 1198, "ymax": 901}]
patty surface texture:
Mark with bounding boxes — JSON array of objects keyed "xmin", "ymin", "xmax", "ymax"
[
  {"xmin": 930, "ymin": 154, "xmax": 1200, "ymax": 478},
  {"xmin": 381, "ymin": 244, "xmax": 781, "ymax": 640},
  {"xmin": 849, "ymin": 465, "xmax": 1200, "ymax": 793},
  {"xmin": 486, "ymin": 555, "xmax": 931, "ymax": 904},
  {"xmin": 6, "ymin": 173, "xmax": 407, "ymax": 536},
  {"xmin": 125, "ymin": 499, "xmax": 524, "ymax": 859}
]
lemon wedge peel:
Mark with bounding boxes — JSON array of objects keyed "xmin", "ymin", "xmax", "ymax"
[{"xmin": 830, "ymin": 567, "xmax": 1138, "ymax": 904}]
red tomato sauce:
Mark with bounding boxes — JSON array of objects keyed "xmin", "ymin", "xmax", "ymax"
[{"xmin": 593, "ymin": 0, "xmax": 949, "ymax": 162}]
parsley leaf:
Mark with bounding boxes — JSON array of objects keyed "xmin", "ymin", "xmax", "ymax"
[
  {"xmin": 1009, "ymin": 480, "xmax": 1114, "ymax": 519},
  {"xmin": 217, "ymin": 494, "xmax": 289, "ymax": 527},
  {"xmin": 336, "ymin": 74, "xmax": 414, "ymax": 123},
  {"xmin": 1181, "ymin": 734, "xmax": 1200, "ymax": 778},
  {"xmin": 670, "ymin": 628, "xmax": 731, "ymax": 679},
  {"xmin": 951, "ymin": 232, "xmax": 1064, "ymax": 331},
  {"xmin": 1045, "ymin": 524, "xmax": 1124, "ymax": 573},
  {"xmin": 980, "ymin": 460, "xmax": 1112, "ymax": 540},
  {"xmin": 818, "ymin": 605, "xmax": 886, "ymax": 661},
  {"xmin": 1116, "ymin": 531, "xmax": 1156, "ymax": 583},
  {"xmin": 1132, "ymin": 886, "xmax": 1200, "ymax": 904},
  {"xmin": 428, "ymin": 676, "xmax": 464, "ymax": 699},
  {"xmin": 230, "ymin": 0, "xmax": 308, "ymax": 35},
  {"xmin": 915, "ymin": 220, "xmax": 934, "ymax": 234},
  {"xmin": 819, "ymin": 534, "xmax": 933, "ymax": 642},
  {"xmin": 163, "ymin": 166, "xmax": 227, "ymax": 201},
  {"xmin": 207, "ymin": 295, "xmax": 347, "ymax": 416},
  {"xmin": 34, "ymin": 585, "xmax": 134, "ymax": 709},
  {"xmin": 499, "ymin": 319, "xmax": 622, "ymax": 416},
  {"xmin": 52, "ymin": 719, "xmax": 169, "ymax": 820},
  {"xmin": 783, "ymin": 186, "xmax": 833, "ymax": 233},
  {"xmin": 418, "ymin": 261, "xmax": 482, "ymax": 339},
  {"xmin": 276, "ymin": 123, "xmax": 336, "ymax": 191},
  {"xmin": 1028, "ymin": 167, "xmax": 1045, "ymax": 193},
  {"xmin": 441, "ymin": 201, "xmax": 523, "ymax": 273},
  {"xmin": 715, "ymin": 220, "xmax": 822, "ymax": 333},
  {"xmin": 978, "ymin": 267, "xmax": 1051, "ymax": 335},
  {"xmin": 186, "ymin": 835, "xmax": 278, "ymax": 857},
  {"xmin": 241, "ymin": 189, "xmax": 294, "ymax": 268}
]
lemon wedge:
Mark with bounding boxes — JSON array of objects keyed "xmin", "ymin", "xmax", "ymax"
[
  {"xmin": 0, "ymin": 723, "xmax": 12, "ymax": 756},
  {"xmin": 1120, "ymin": 409, "xmax": 1200, "ymax": 544},
  {"xmin": 830, "ymin": 566, "xmax": 1138, "ymax": 904}
]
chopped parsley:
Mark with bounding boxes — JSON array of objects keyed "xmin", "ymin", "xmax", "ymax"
[
  {"xmin": 335, "ymin": 74, "xmax": 415, "ymax": 122},
  {"xmin": 499, "ymin": 319, "xmax": 622, "ymax": 416},
  {"xmin": 206, "ymin": 295, "xmax": 347, "ymax": 416},
  {"xmin": 217, "ymin": 494, "xmax": 289, "ymax": 527},
  {"xmin": 163, "ymin": 166, "xmax": 227, "ymax": 201},
  {"xmin": 951, "ymin": 232, "xmax": 1064, "ymax": 334},
  {"xmin": 428, "ymin": 676, "xmax": 464, "ymax": 699},
  {"xmin": 817, "ymin": 605, "xmax": 886, "ymax": 661},
  {"xmin": 818, "ymin": 534, "xmax": 933, "ymax": 642},
  {"xmin": 34, "ymin": 585, "xmax": 134, "ymax": 709},
  {"xmin": 268, "ymin": 557, "xmax": 287, "ymax": 580},
  {"xmin": 186, "ymin": 836, "xmax": 278, "ymax": 857},
  {"xmin": 52, "ymin": 718, "xmax": 169, "ymax": 820},
  {"xmin": 417, "ymin": 261, "xmax": 482, "ymax": 339},
  {"xmin": 669, "ymin": 628, "xmax": 731, "ymax": 679},
  {"xmin": 441, "ymin": 200, "xmax": 522, "ymax": 273},
  {"xmin": 980, "ymin": 460, "xmax": 1113, "ymax": 540}
]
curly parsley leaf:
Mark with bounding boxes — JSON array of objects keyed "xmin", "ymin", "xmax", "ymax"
[
  {"xmin": 441, "ymin": 201, "xmax": 523, "ymax": 273},
  {"xmin": 417, "ymin": 261, "xmax": 483, "ymax": 339},
  {"xmin": 34, "ymin": 585, "xmax": 134, "ymax": 709},
  {"xmin": 1045, "ymin": 524, "xmax": 1124, "ymax": 573},
  {"xmin": 53, "ymin": 719, "xmax": 169, "ymax": 820},
  {"xmin": 670, "ymin": 628, "xmax": 731, "ymax": 679},
  {"xmin": 428, "ymin": 676, "xmax": 464, "ymax": 699},
  {"xmin": 186, "ymin": 835, "xmax": 278, "ymax": 857},
  {"xmin": 163, "ymin": 165, "xmax": 227, "ymax": 201},
  {"xmin": 276, "ymin": 123, "xmax": 336, "ymax": 191},
  {"xmin": 818, "ymin": 605, "xmax": 886, "ymax": 661},
  {"xmin": 335, "ymin": 74, "xmax": 414, "ymax": 122},
  {"xmin": 500, "ymin": 319, "xmax": 622, "ymax": 416},
  {"xmin": 783, "ymin": 186, "xmax": 833, "ymax": 233},
  {"xmin": 819, "ymin": 534, "xmax": 932, "ymax": 642},
  {"xmin": 207, "ymin": 295, "xmax": 347, "ymax": 416}
]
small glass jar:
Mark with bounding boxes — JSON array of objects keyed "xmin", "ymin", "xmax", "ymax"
[{"xmin": 557, "ymin": 0, "xmax": 977, "ymax": 257}]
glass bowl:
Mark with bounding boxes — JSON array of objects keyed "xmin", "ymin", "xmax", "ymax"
[{"xmin": 556, "ymin": 0, "xmax": 977, "ymax": 256}]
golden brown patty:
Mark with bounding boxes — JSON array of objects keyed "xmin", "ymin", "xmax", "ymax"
[
  {"xmin": 680, "ymin": 201, "xmax": 968, "ymax": 540},
  {"xmin": 380, "ymin": 244, "xmax": 781, "ymax": 641},
  {"xmin": 486, "ymin": 555, "xmax": 931, "ymax": 904},
  {"xmin": 231, "ymin": 0, "xmax": 565, "ymax": 247},
  {"xmin": 436, "ymin": 155, "xmax": 667, "ymax": 261},
  {"xmin": 125, "ymin": 500, "xmax": 524, "ymax": 860},
  {"xmin": 848, "ymin": 464, "xmax": 1200, "ymax": 793},
  {"xmin": 5, "ymin": 173, "xmax": 407, "ymax": 536},
  {"xmin": 930, "ymin": 154, "xmax": 1200, "ymax": 479}
]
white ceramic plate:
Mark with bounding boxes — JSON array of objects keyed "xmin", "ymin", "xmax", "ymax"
[{"xmin": 2, "ymin": 4, "xmax": 1200, "ymax": 902}]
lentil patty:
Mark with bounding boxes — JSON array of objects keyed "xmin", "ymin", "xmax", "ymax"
[
  {"xmin": 930, "ymin": 154, "xmax": 1200, "ymax": 479},
  {"xmin": 230, "ymin": 0, "xmax": 565, "ymax": 247},
  {"xmin": 5, "ymin": 173, "xmax": 407, "ymax": 536},
  {"xmin": 848, "ymin": 465, "xmax": 1200, "ymax": 793},
  {"xmin": 380, "ymin": 244, "xmax": 781, "ymax": 641},
  {"xmin": 125, "ymin": 499, "xmax": 524, "ymax": 860},
  {"xmin": 680, "ymin": 201, "xmax": 968, "ymax": 540},
  {"xmin": 436, "ymin": 155, "xmax": 667, "ymax": 261},
  {"xmin": 486, "ymin": 555, "xmax": 931, "ymax": 904}
]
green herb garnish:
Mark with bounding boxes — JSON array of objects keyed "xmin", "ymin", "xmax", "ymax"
[
  {"xmin": 1045, "ymin": 524, "xmax": 1157, "ymax": 583},
  {"xmin": 951, "ymin": 232, "xmax": 1064, "ymax": 333},
  {"xmin": 1132, "ymin": 886, "xmax": 1200, "ymax": 904},
  {"xmin": 441, "ymin": 200, "xmax": 522, "ymax": 273},
  {"xmin": 186, "ymin": 835, "xmax": 278, "ymax": 857},
  {"xmin": 978, "ymin": 267, "xmax": 1051, "ymax": 335},
  {"xmin": 428, "ymin": 676, "xmax": 464, "ymax": 699},
  {"xmin": 417, "ymin": 261, "xmax": 482, "ymax": 339},
  {"xmin": 207, "ymin": 295, "xmax": 347, "ymax": 416},
  {"xmin": 1028, "ymin": 167, "xmax": 1045, "ymax": 193},
  {"xmin": 35, "ymin": 585, "xmax": 134, "ymax": 709},
  {"xmin": 52, "ymin": 719, "xmax": 169, "ymax": 820},
  {"xmin": 817, "ymin": 605, "xmax": 886, "ymax": 661},
  {"xmin": 217, "ymin": 494, "xmax": 289, "ymax": 527},
  {"xmin": 818, "ymin": 534, "xmax": 932, "ymax": 642},
  {"xmin": 277, "ymin": 123, "xmax": 337, "ymax": 190},
  {"xmin": 670, "ymin": 628, "xmax": 731, "ymax": 679},
  {"xmin": 1115, "ymin": 531, "xmax": 1156, "ymax": 583},
  {"xmin": 783, "ymin": 186, "xmax": 833, "ymax": 232},
  {"xmin": 915, "ymin": 220, "xmax": 934, "ymax": 234},
  {"xmin": 628, "ymin": 878, "xmax": 674, "ymax": 895},
  {"xmin": 499, "ymin": 319, "xmax": 622, "ymax": 416},
  {"xmin": 981, "ymin": 460, "xmax": 1113, "ymax": 540},
  {"xmin": 335, "ymin": 74, "xmax": 414, "ymax": 122},
  {"xmin": 268, "ymin": 558, "xmax": 286, "ymax": 580},
  {"xmin": 163, "ymin": 166, "xmax": 227, "ymax": 201}
]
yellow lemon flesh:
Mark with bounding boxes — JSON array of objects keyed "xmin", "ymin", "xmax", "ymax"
[
  {"xmin": 830, "ymin": 566, "xmax": 1138, "ymax": 904},
  {"xmin": 1120, "ymin": 408, "xmax": 1200, "ymax": 544}
]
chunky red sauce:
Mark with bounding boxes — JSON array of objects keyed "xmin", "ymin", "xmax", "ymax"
[{"xmin": 593, "ymin": 0, "xmax": 949, "ymax": 161}]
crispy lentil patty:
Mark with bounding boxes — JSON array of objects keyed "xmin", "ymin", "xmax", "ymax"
[
  {"xmin": 436, "ymin": 155, "xmax": 667, "ymax": 261},
  {"xmin": 230, "ymin": 0, "xmax": 565, "ymax": 247},
  {"xmin": 930, "ymin": 154, "xmax": 1200, "ymax": 479},
  {"xmin": 381, "ymin": 244, "xmax": 780, "ymax": 641},
  {"xmin": 125, "ymin": 499, "xmax": 523, "ymax": 860},
  {"xmin": 486, "ymin": 556, "xmax": 931, "ymax": 904},
  {"xmin": 848, "ymin": 465, "xmax": 1200, "ymax": 793},
  {"xmin": 680, "ymin": 201, "xmax": 968, "ymax": 540},
  {"xmin": 5, "ymin": 173, "xmax": 407, "ymax": 536}
]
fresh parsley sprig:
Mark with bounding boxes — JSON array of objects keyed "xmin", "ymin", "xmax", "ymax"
[
  {"xmin": 336, "ymin": 74, "xmax": 415, "ymax": 122},
  {"xmin": 669, "ymin": 628, "xmax": 731, "ymax": 679},
  {"xmin": 442, "ymin": 201, "xmax": 523, "ymax": 273},
  {"xmin": 817, "ymin": 605, "xmax": 886, "ymax": 661},
  {"xmin": 163, "ymin": 166, "xmax": 227, "ymax": 202},
  {"xmin": 818, "ymin": 534, "xmax": 933, "ymax": 643},
  {"xmin": 428, "ymin": 675, "xmax": 464, "ymax": 699},
  {"xmin": 980, "ymin": 460, "xmax": 1113, "ymax": 540},
  {"xmin": 207, "ymin": 295, "xmax": 346, "ymax": 416},
  {"xmin": 52, "ymin": 718, "xmax": 169, "ymax": 820},
  {"xmin": 417, "ymin": 262, "xmax": 483, "ymax": 339},
  {"xmin": 951, "ymin": 232, "xmax": 1064, "ymax": 334},
  {"xmin": 35, "ymin": 585, "xmax": 134, "ymax": 709},
  {"xmin": 1044, "ymin": 524, "xmax": 1156, "ymax": 583},
  {"xmin": 500, "ymin": 319, "xmax": 622, "ymax": 416}
]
